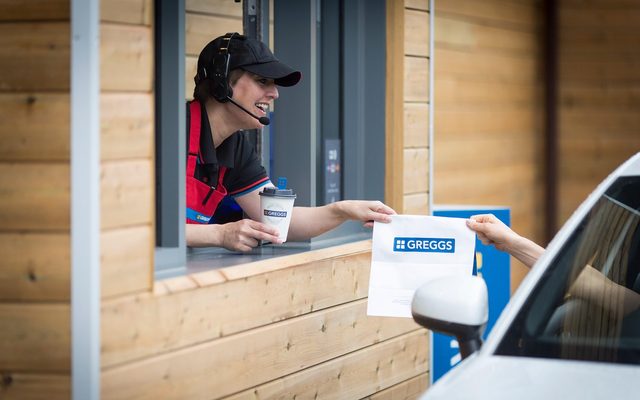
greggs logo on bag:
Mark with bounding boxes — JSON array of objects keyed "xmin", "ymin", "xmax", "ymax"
[{"xmin": 393, "ymin": 237, "xmax": 455, "ymax": 253}]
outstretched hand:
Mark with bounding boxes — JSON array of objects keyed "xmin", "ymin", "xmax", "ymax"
[
  {"xmin": 336, "ymin": 200, "xmax": 396, "ymax": 228},
  {"xmin": 466, "ymin": 214, "xmax": 518, "ymax": 252}
]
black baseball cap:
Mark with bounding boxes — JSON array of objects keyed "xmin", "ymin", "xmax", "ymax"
[{"xmin": 196, "ymin": 33, "xmax": 301, "ymax": 87}]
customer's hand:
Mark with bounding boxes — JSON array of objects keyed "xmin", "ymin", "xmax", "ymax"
[{"xmin": 466, "ymin": 214, "xmax": 518, "ymax": 252}]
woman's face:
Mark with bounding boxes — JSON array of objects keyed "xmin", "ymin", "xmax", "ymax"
[{"xmin": 230, "ymin": 72, "xmax": 279, "ymax": 130}]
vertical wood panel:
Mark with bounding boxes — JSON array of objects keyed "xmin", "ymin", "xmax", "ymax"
[{"xmin": 386, "ymin": 0, "xmax": 406, "ymax": 211}]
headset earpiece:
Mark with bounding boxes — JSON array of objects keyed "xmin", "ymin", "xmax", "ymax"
[{"xmin": 210, "ymin": 32, "xmax": 237, "ymax": 103}]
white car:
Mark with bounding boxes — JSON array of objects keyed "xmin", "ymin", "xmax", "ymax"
[{"xmin": 412, "ymin": 152, "xmax": 640, "ymax": 399}]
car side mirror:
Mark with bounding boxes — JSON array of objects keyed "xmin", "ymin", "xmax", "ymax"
[{"xmin": 411, "ymin": 275, "xmax": 488, "ymax": 359}]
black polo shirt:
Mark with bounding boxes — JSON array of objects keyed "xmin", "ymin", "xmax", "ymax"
[{"xmin": 187, "ymin": 101, "xmax": 270, "ymax": 221}]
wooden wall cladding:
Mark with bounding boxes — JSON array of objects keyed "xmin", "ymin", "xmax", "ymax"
[
  {"xmin": 0, "ymin": 163, "xmax": 70, "ymax": 231},
  {"xmin": 102, "ymin": 252, "xmax": 372, "ymax": 367},
  {"xmin": 102, "ymin": 299, "xmax": 420, "ymax": 399},
  {"xmin": 433, "ymin": 0, "xmax": 545, "ymax": 290},
  {"xmin": 0, "ymin": 0, "xmax": 69, "ymax": 21},
  {"xmin": 101, "ymin": 245, "xmax": 428, "ymax": 399},
  {"xmin": 101, "ymin": 23, "xmax": 153, "ymax": 92},
  {"xmin": 0, "ymin": 373, "xmax": 69, "ymax": 400},
  {"xmin": 0, "ymin": 5, "xmax": 72, "ymax": 398},
  {"xmin": 557, "ymin": 0, "xmax": 640, "ymax": 226},
  {"xmin": 226, "ymin": 331, "xmax": 429, "ymax": 400},
  {"xmin": 100, "ymin": 160, "xmax": 153, "ymax": 230},
  {"xmin": 0, "ymin": 22, "xmax": 70, "ymax": 91},
  {"xmin": 0, "ymin": 233, "xmax": 70, "ymax": 302},
  {"xmin": 101, "ymin": 93, "xmax": 153, "ymax": 161},
  {"xmin": 184, "ymin": 2, "xmax": 242, "ymax": 100},
  {"xmin": 0, "ymin": 303, "xmax": 70, "ymax": 372},
  {"xmin": 402, "ymin": 4, "xmax": 430, "ymax": 215},
  {"xmin": 101, "ymin": 0, "xmax": 152, "ymax": 25}
]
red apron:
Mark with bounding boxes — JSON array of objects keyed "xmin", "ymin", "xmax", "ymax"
[{"xmin": 186, "ymin": 101, "xmax": 228, "ymax": 224}]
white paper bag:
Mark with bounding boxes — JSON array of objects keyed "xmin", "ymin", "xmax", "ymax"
[{"xmin": 367, "ymin": 215, "xmax": 476, "ymax": 318}]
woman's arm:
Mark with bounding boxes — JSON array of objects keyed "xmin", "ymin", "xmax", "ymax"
[
  {"xmin": 186, "ymin": 219, "xmax": 282, "ymax": 251},
  {"xmin": 466, "ymin": 214, "xmax": 544, "ymax": 268},
  {"xmin": 286, "ymin": 200, "xmax": 395, "ymax": 241}
]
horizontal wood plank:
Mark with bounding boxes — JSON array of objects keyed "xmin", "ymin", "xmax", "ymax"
[
  {"xmin": 0, "ymin": 373, "xmax": 69, "ymax": 400},
  {"xmin": 0, "ymin": 0, "xmax": 68, "ymax": 21},
  {"xmin": 101, "ymin": 226, "xmax": 152, "ymax": 299},
  {"xmin": 185, "ymin": 13, "xmax": 242, "ymax": 56},
  {"xmin": 186, "ymin": 0, "xmax": 243, "ymax": 18},
  {"xmin": 0, "ymin": 93, "xmax": 69, "ymax": 161},
  {"xmin": 403, "ymin": 148, "xmax": 429, "ymax": 195},
  {"xmin": 404, "ymin": 193, "xmax": 429, "ymax": 215},
  {"xmin": 101, "ymin": 23, "xmax": 153, "ymax": 92},
  {"xmin": 0, "ymin": 22, "xmax": 69, "ymax": 91},
  {"xmin": 102, "ymin": 251, "xmax": 372, "ymax": 367},
  {"xmin": 101, "ymin": 0, "xmax": 152, "ymax": 25},
  {"xmin": 0, "ymin": 92, "xmax": 153, "ymax": 162},
  {"xmin": 225, "ymin": 330, "xmax": 429, "ymax": 400},
  {"xmin": 404, "ymin": 56, "xmax": 429, "ymax": 102},
  {"xmin": 0, "ymin": 303, "xmax": 69, "ymax": 372},
  {"xmin": 435, "ymin": 47, "xmax": 539, "ymax": 85},
  {"xmin": 101, "ymin": 160, "xmax": 153, "ymax": 230},
  {"xmin": 436, "ymin": 0, "xmax": 538, "ymax": 29},
  {"xmin": 0, "ymin": 163, "xmax": 69, "ymax": 231},
  {"xmin": 435, "ymin": 108, "xmax": 542, "ymax": 137},
  {"xmin": 436, "ymin": 78, "xmax": 542, "ymax": 107},
  {"xmin": 101, "ymin": 93, "xmax": 154, "ymax": 161},
  {"xmin": 0, "ymin": 233, "xmax": 69, "ymax": 301},
  {"xmin": 436, "ymin": 14, "xmax": 537, "ymax": 56},
  {"xmin": 405, "ymin": 0, "xmax": 429, "ymax": 11},
  {"xmin": 102, "ymin": 299, "xmax": 419, "ymax": 399},
  {"xmin": 405, "ymin": 9, "xmax": 430, "ymax": 57},
  {"xmin": 404, "ymin": 103, "xmax": 429, "ymax": 148},
  {"xmin": 366, "ymin": 373, "xmax": 429, "ymax": 400}
]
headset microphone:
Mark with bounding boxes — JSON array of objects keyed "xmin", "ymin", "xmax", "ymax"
[{"xmin": 226, "ymin": 96, "xmax": 271, "ymax": 125}]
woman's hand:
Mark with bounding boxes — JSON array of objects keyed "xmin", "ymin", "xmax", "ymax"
[
  {"xmin": 335, "ymin": 200, "xmax": 396, "ymax": 228},
  {"xmin": 466, "ymin": 214, "xmax": 544, "ymax": 268},
  {"xmin": 466, "ymin": 214, "xmax": 517, "ymax": 252},
  {"xmin": 220, "ymin": 219, "xmax": 283, "ymax": 252}
]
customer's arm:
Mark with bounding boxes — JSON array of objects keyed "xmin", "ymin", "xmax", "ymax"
[{"xmin": 466, "ymin": 214, "xmax": 544, "ymax": 268}]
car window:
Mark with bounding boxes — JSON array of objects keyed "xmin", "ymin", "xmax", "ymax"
[{"xmin": 496, "ymin": 176, "xmax": 640, "ymax": 365}]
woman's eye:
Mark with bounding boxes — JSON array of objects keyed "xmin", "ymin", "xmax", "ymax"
[{"xmin": 257, "ymin": 78, "xmax": 269, "ymax": 85}]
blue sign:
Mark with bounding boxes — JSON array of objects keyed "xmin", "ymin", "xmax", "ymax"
[
  {"xmin": 431, "ymin": 207, "xmax": 511, "ymax": 384},
  {"xmin": 393, "ymin": 237, "xmax": 455, "ymax": 253}
]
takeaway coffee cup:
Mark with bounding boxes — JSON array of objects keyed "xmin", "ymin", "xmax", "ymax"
[{"xmin": 259, "ymin": 185, "xmax": 296, "ymax": 242}]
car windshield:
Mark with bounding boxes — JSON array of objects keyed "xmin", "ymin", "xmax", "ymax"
[{"xmin": 496, "ymin": 176, "xmax": 640, "ymax": 365}]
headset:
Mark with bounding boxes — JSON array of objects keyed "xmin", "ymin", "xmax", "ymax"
[
  {"xmin": 197, "ymin": 32, "xmax": 271, "ymax": 125},
  {"xmin": 201, "ymin": 32, "xmax": 238, "ymax": 103}
]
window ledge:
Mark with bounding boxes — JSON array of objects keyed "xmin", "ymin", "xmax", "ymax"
[{"xmin": 153, "ymin": 239, "xmax": 372, "ymax": 296}]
